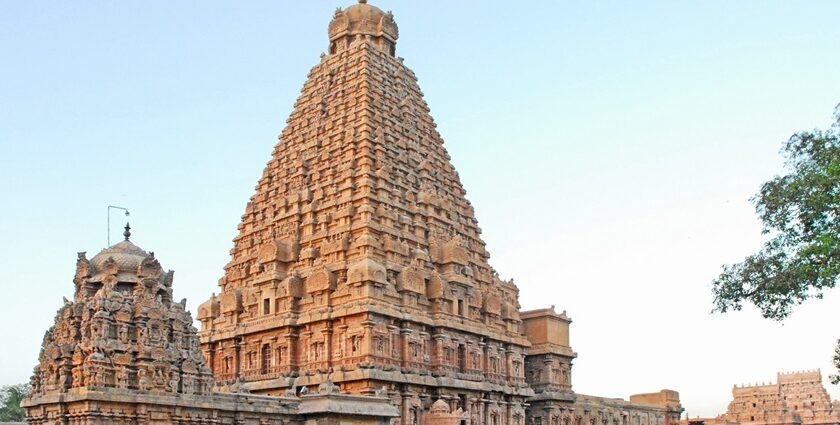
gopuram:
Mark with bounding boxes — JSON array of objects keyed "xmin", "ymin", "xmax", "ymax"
[
  {"xmin": 23, "ymin": 2, "xmax": 684, "ymax": 425},
  {"xmin": 720, "ymin": 370, "xmax": 840, "ymax": 425}
]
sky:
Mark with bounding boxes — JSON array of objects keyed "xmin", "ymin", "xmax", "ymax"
[{"xmin": 2, "ymin": 0, "xmax": 840, "ymax": 418}]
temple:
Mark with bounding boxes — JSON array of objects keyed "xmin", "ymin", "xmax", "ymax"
[
  {"xmin": 723, "ymin": 370, "xmax": 840, "ymax": 425},
  {"xmin": 23, "ymin": 224, "xmax": 399, "ymax": 425},
  {"xmin": 195, "ymin": 2, "xmax": 682, "ymax": 425},
  {"xmin": 682, "ymin": 370, "xmax": 840, "ymax": 425},
  {"xmin": 24, "ymin": 2, "xmax": 683, "ymax": 425}
]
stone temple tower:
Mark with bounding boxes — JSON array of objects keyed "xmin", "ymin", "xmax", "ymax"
[
  {"xmin": 19, "ymin": 2, "xmax": 683, "ymax": 425},
  {"xmin": 198, "ymin": 0, "xmax": 532, "ymax": 424},
  {"xmin": 196, "ymin": 3, "xmax": 684, "ymax": 425}
]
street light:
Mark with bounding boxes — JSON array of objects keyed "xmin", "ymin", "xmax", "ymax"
[{"xmin": 107, "ymin": 205, "xmax": 130, "ymax": 246}]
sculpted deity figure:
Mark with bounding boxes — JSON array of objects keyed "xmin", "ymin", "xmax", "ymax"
[
  {"xmin": 87, "ymin": 366, "xmax": 99, "ymax": 387},
  {"xmin": 190, "ymin": 336, "xmax": 199, "ymax": 352},
  {"xmin": 48, "ymin": 365, "xmax": 59, "ymax": 386},
  {"xmin": 153, "ymin": 367, "xmax": 167, "ymax": 389},
  {"xmin": 137, "ymin": 327, "xmax": 149, "ymax": 346},
  {"xmin": 169, "ymin": 371, "xmax": 180, "ymax": 393},
  {"xmin": 182, "ymin": 375, "xmax": 194, "ymax": 395},
  {"xmin": 71, "ymin": 366, "xmax": 82, "ymax": 387},
  {"xmin": 376, "ymin": 336, "xmax": 385, "ymax": 353},
  {"xmin": 172, "ymin": 331, "xmax": 183, "ymax": 349},
  {"xmin": 150, "ymin": 324, "xmax": 161, "ymax": 343},
  {"xmin": 118, "ymin": 325, "xmax": 129, "ymax": 343},
  {"xmin": 138, "ymin": 367, "xmax": 151, "ymax": 391},
  {"xmin": 59, "ymin": 368, "xmax": 70, "ymax": 390},
  {"xmin": 115, "ymin": 367, "xmax": 129, "ymax": 389},
  {"xmin": 90, "ymin": 321, "xmax": 101, "ymax": 341}
]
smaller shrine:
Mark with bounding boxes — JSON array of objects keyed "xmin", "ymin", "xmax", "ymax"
[
  {"xmin": 23, "ymin": 224, "xmax": 399, "ymax": 425},
  {"xmin": 28, "ymin": 224, "xmax": 214, "ymax": 398}
]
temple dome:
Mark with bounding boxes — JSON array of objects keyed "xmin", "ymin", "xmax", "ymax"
[
  {"xmin": 328, "ymin": 0, "xmax": 398, "ymax": 55},
  {"xmin": 91, "ymin": 240, "xmax": 149, "ymax": 271},
  {"xmin": 88, "ymin": 223, "xmax": 156, "ymax": 282}
]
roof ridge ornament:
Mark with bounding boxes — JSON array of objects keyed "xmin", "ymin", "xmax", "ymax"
[{"xmin": 124, "ymin": 222, "xmax": 131, "ymax": 241}]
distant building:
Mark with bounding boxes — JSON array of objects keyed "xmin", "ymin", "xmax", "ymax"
[
  {"xmin": 683, "ymin": 370, "xmax": 840, "ymax": 425},
  {"xmin": 722, "ymin": 370, "xmax": 840, "ymax": 425}
]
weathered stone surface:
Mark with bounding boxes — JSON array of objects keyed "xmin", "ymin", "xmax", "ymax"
[
  {"xmin": 193, "ymin": 3, "xmax": 684, "ymax": 425},
  {"xmin": 24, "ymin": 2, "xmax": 685, "ymax": 425},
  {"xmin": 193, "ymin": 2, "xmax": 684, "ymax": 425},
  {"xmin": 198, "ymin": 4, "xmax": 531, "ymax": 425},
  {"xmin": 29, "ymin": 225, "xmax": 215, "ymax": 399}
]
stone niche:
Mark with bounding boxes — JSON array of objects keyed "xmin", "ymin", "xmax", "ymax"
[{"xmin": 425, "ymin": 400, "xmax": 470, "ymax": 425}]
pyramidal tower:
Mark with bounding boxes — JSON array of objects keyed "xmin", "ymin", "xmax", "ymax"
[
  {"xmin": 198, "ymin": 0, "xmax": 532, "ymax": 419},
  {"xmin": 196, "ymin": 3, "xmax": 683, "ymax": 425},
  {"xmin": 19, "ymin": 2, "xmax": 684, "ymax": 425}
]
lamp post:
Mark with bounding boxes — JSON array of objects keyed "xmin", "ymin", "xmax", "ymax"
[{"xmin": 107, "ymin": 205, "xmax": 130, "ymax": 246}]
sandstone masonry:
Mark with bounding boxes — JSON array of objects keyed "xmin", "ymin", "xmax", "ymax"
[{"xmin": 24, "ymin": 2, "xmax": 683, "ymax": 425}]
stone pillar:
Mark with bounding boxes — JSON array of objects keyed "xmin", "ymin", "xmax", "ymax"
[
  {"xmin": 322, "ymin": 324, "xmax": 333, "ymax": 369},
  {"xmin": 207, "ymin": 342, "xmax": 216, "ymax": 375},
  {"xmin": 433, "ymin": 333, "xmax": 445, "ymax": 376},
  {"xmin": 337, "ymin": 325, "xmax": 349, "ymax": 361},
  {"xmin": 401, "ymin": 326, "xmax": 412, "ymax": 366},
  {"xmin": 362, "ymin": 320, "xmax": 374, "ymax": 356},
  {"xmin": 387, "ymin": 324, "xmax": 399, "ymax": 361},
  {"xmin": 234, "ymin": 337, "xmax": 242, "ymax": 379},
  {"xmin": 284, "ymin": 332, "xmax": 297, "ymax": 369},
  {"xmin": 402, "ymin": 391, "xmax": 413, "ymax": 425},
  {"xmin": 504, "ymin": 346, "xmax": 513, "ymax": 379},
  {"xmin": 420, "ymin": 331, "xmax": 430, "ymax": 365}
]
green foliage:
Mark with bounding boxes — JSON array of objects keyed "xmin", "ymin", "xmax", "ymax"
[
  {"xmin": 712, "ymin": 104, "xmax": 840, "ymax": 384},
  {"xmin": 0, "ymin": 383, "xmax": 29, "ymax": 422},
  {"xmin": 833, "ymin": 340, "xmax": 840, "ymax": 385}
]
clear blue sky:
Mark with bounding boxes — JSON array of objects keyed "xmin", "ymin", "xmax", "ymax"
[{"xmin": 2, "ymin": 0, "xmax": 840, "ymax": 417}]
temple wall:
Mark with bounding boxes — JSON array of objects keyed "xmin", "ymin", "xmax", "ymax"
[{"xmin": 24, "ymin": 389, "xmax": 398, "ymax": 425}]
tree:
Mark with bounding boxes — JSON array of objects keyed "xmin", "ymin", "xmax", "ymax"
[
  {"xmin": 0, "ymin": 383, "xmax": 29, "ymax": 422},
  {"xmin": 712, "ymin": 104, "xmax": 840, "ymax": 384}
]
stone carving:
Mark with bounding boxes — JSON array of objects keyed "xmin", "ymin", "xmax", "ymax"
[
  {"xmin": 134, "ymin": 3, "xmax": 690, "ymax": 425},
  {"xmin": 397, "ymin": 265, "xmax": 426, "ymax": 295},
  {"xmin": 25, "ymin": 224, "xmax": 403, "ymax": 424},
  {"xmin": 28, "ymin": 225, "xmax": 214, "ymax": 398},
  {"xmin": 307, "ymin": 268, "xmax": 336, "ymax": 293}
]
